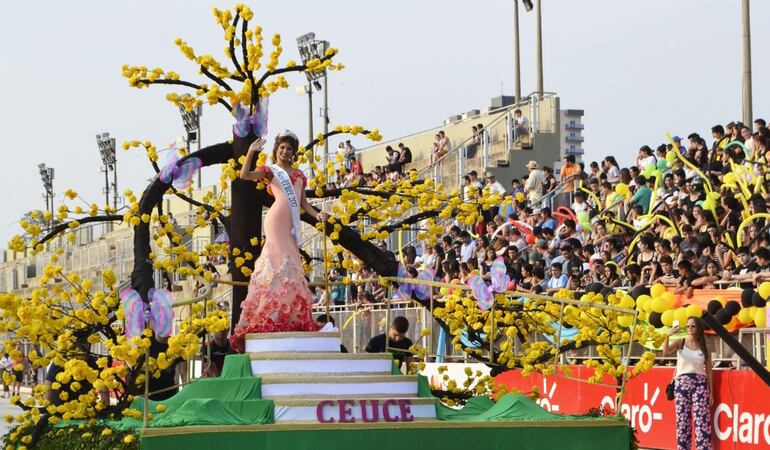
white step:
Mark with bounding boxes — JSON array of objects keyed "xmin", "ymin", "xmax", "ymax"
[
  {"xmin": 273, "ymin": 397, "xmax": 437, "ymax": 423},
  {"xmin": 245, "ymin": 332, "xmax": 341, "ymax": 353},
  {"xmin": 250, "ymin": 352, "xmax": 393, "ymax": 376},
  {"xmin": 260, "ymin": 375, "xmax": 419, "ymax": 399}
]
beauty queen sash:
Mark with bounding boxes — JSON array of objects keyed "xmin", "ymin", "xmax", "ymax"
[{"xmin": 270, "ymin": 164, "xmax": 302, "ymax": 246}]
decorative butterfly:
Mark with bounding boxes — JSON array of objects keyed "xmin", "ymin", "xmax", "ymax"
[
  {"xmin": 158, "ymin": 145, "xmax": 202, "ymax": 190},
  {"xmin": 232, "ymin": 98, "xmax": 269, "ymax": 138},
  {"xmin": 467, "ymin": 274, "xmax": 494, "ymax": 311},
  {"xmin": 490, "ymin": 256, "xmax": 510, "ymax": 293},
  {"xmin": 119, "ymin": 288, "xmax": 146, "ymax": 338},
  {"xmin": 119, "ymin": 288, "xmax": 175, "ymax": 338},
  {"xmin": 148, "ymin": 288, "xmax": 174, "ymax": 338},
  {"xmin": 396, "ymin": 263, "xmax": 434, "ymax": 301}
]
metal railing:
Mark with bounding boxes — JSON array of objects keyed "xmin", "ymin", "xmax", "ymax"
[{"xmin": 416, "ymin": 92, "xmax": 558, "ymax": 194}]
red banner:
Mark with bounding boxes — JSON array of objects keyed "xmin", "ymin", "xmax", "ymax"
[{"xmin": 495, "ymin": 367, "xmax": 770, "ymax": 449}]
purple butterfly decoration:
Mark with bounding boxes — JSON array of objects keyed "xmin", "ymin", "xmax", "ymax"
[
  {"xmin": 119, "ymin": 288, "xmax": 175, "ymax": 338},
  {"xmin": 148, "ymin": 288, "xmax": 174, "ymax": 338},
  {"xmin": 159, "ymin": 147, "xmax": 202, "ymax": 190},
  {"xmin": 120, "ymin": 288, "xmax": 146, "ymax": 338},
  {"xmin": 490, "ymin": 256, "xmax": 510, "ymax": 293},
  {"xmin": 232, "ymin": 98, "xmax": 269, "ymax": 138},
  {"xmin": 467, "ymin": 275, "xmax": 494, "ymax": 311},
  {"xmin": 396, "ymin": 263, "xmax": 434, "ymax": 301}
]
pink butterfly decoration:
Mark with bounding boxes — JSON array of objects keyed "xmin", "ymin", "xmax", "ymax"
[
  {"xmin": 119, "ymin": 288, "xmax": 175, "ymax": 338},
  {"xmin": 158, "ymin": 147, "xmax": 202, "ymax": 190},
  {"xmin": 120, "ymin": 288, "xmax": 146, "ymax": 338},
  {"xmin": 467, "ymin": 275, "xmax": 494, "ymax": 311},
  {"xmin": 148, "ymin": 288, "xmax": 174, "ymax": 338},
  {"xmin": 490, "ymin": 257, "xmax": 510, "ymax": 293}
]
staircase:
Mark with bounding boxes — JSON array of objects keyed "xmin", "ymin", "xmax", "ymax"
[{"xmin": 244, "ymin": 331, "xmax": 437, "ymax": 423}]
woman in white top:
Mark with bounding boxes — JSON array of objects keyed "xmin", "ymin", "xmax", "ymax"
[{"xmin": 662, "ymin": 317, "xmax": 713, "ymax": 450}]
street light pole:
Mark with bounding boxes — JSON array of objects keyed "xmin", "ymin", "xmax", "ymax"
[
  {"xmin": 535, "ymin": 0, "xmax": 544, "ymax": 99},
  {"xmin": 307, "ymin": 85, "xmax": 314, "ymax": 150},
  {"xmin": 513, "ymin": 0, "xmax": 521, "ymax": 102},
  {"xmin": 297, "ymin": 32, "xmax": 327, "ymax": 174},
  {"xmin": 38, "ymin": 164, "xmax": 54, "ymax": 232},
  {"xmin": 741, "ymin": 0, "xmax": 753, "ymax": 125},
  {"xmin": 179, "ymin": 103, "xmax": 202, "ymax": 188}
]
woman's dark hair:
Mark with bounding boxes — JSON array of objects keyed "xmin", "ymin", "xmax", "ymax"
[
  {"xmin": 687, "ymin": 316, "xmax": 709, "ymax": 358},
  {"xmin": 271, "ymin": 134, "xmax": 299, "ymax": 163},
  {"xmin": 403, "ymin": 245, "xmax": 417, "ymax": 265},
  {"xmin": 620, "ymin": 168, "xmax": 632, "ymax": 185},
  {"xmin": 603, "ymin": 156, "xmax": 618, "ymax": 167}
]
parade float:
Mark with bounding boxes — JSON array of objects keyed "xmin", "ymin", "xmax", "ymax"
[{"xmin": 1, "ymin": 4, "xmax": 769, "ymax": 450}]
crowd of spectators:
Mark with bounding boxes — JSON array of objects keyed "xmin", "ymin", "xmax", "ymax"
[
  {"xmin": 317, "ymin": 117, "xmax": 770, "ymax": 308},
  {"xmin": 411, "ymin": 117, "xmax": 770, "ymax": 298}
]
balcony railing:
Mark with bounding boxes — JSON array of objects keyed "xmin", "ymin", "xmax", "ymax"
[
  {"xmin": 565, "ymin": 135, "xmax": 584, "ymax": 143},
  {"xmin": 565, "ymin": 147, "xmax": 584, "ymax": 155},
  {"xmin": 565, "ymin": 123, "xmax": 584, "ymax": 130}
]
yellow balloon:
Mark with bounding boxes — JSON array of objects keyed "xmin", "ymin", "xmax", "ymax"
[
  {"xmin": 675, "ymin": 307, "xmax": 688, "ymax": 326},
  {"xmin": 661, "ymin": 309, "xmax": 675, "ymax": 327},
  {"xmin": 650, "ymin": 284, "xmax": 666, "ymax": 298},
  {"xmin": 755, "ymin": 308, "xmax": 767, "ymax": 328},
  {"xmin": 661, "ymin": 291, "xmax": 676, "ymax": 309},
  {"xmin": 759, "ymin": 282, "xmax": 770, "ymax": 300},
  {"xmin": 439, "ymin": 287, "xmax": 448, "ymax": 296},
  {"xmin": 737, "ymin": 307, "xmax": 754, "ymax": 324},
  {"xmin": 651, "ymin": 297, "xmax": 667, "ymax": 313},
  {"xmin": 636, "ymin": 295, "xmax": 651, "ymax": 311},
  {"xmin": 618, "ymin": 315, "xmax": 634, "ymax": 328},
  {"xmin": 685, "ymin": 304, "xmax": 702, "ymax": 318},
  {"xmin": 615, "ymin": 183, "xmax": 629, "ymax": 197}
]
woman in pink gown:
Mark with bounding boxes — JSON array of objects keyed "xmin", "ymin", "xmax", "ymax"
[{"xmin": 230, "ymin": 131, "xmax": 329, "ymax": 352}]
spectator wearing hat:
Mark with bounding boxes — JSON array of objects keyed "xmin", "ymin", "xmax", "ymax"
[{"xmin": 524, "ymin": 161, "xmax": 544, "ymax": 204}]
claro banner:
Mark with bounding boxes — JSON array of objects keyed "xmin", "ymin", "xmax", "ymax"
[{"xmin": 496, "ymin": 367, "xmax": 770, "ymax": 449}]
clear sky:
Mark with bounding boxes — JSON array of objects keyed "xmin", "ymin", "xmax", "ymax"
[{"xmin": 0, "ymin": 0, "xmax": 768, "ymax": 246}]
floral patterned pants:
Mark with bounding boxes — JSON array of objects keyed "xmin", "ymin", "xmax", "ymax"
[{"xmin": 674, "ymin": 373, "xmax": 712, "ymax": 450}]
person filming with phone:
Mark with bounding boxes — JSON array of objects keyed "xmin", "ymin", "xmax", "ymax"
[{"xmin": 662, "ymin": 317, "xmax": 713, "ymax": 450}]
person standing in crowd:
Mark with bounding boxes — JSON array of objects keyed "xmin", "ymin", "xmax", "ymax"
[
  {"xmin": 559, "ymin": 155, "xmax": 581, "ymax": 193},
  {"xmin": 663, "ymin": 317, "xmax": 713, "ymax": 450},
  {"xmin": 524, "ymin": 160, "xmax": 545, "ymax": 205},
  {"xmin": 0, "ymin": 353, "xmax": 10, "ymax": 399}
]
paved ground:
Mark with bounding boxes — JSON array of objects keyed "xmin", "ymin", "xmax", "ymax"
[{"xmin": 0, "ymin": 393, "xmax": 25, "ymax": 437}]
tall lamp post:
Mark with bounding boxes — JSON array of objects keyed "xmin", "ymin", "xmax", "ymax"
[
  {"xmin": 514, "ymin": 0, "xmax": 534, "ymax": 102},
  {"xmin": 179, "ymin": 104, "xmax": 203, "ymax": 188},
  {"xmin": 297, "ymin": 33, "xmax": 326, "ymax": 166},
  {"xmin": 96, "ymin": 132, "xmax": 118, "ymax": 211},
  {"xmin": 741, "ymin": 0, "xmax": 753, "ymax": 125},
  {"xmin": 535, "ymin": 0, "xmax": 543, "ymax": 99},
  {"xmin": 37, "ymin": 163, "xmax": 54, "ymax": 232}
]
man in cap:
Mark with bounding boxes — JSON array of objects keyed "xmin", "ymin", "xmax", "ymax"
[{"xmin": 524, "ymin": 161, "xmax": 544, "ymax": 205}]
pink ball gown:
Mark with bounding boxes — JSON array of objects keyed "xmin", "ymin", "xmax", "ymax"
[{"xmin": 231, "ymin": 165, "xmax": 318, "ymax": 352}]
